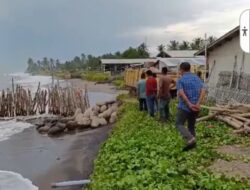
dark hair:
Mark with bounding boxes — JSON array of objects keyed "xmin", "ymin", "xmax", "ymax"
[
  {"xmin": 146, "ymin": 70, "xmax": 153, "ymax": 76},
  {"xmin": 162, "ymin": 67, "xmax": 168, "ymax": 74},
  {"xmin": 180, "ymin": 62, "xmax": 191, "ymax": 72},
  {"xmin": 153, "ymin": 73, "xmax": 157, "ymax": 78},
  {"xmin": 141, "ymin": 73, "xmax": 146, "ymax": 79}
]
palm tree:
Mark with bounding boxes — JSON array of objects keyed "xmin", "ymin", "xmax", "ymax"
[
  {"xmin": 167, "ymin": 40, "xmax": 179, "ymax": 50},
  {"xmin": 190, "ymin": 37, "xmax": 204, "ymax": 50},
  {"xmin": 207, "ymin": 36, "xmax": 217, "ymax": 45},
  {"xmin": 157, "ymin": 44, "xmax": 169, "ymax": 57},
  {"xmin": 138, "ymin": 43, "xmax": 150, "ymax": 58},
  {"xmin": 179, "ymin": 41, "xmax": 190, "ymax": 50}
]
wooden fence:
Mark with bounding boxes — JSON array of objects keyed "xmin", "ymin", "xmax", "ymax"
[{"xmin": 0, "ymin": 80, "xmax": 89, "ymax": 117}]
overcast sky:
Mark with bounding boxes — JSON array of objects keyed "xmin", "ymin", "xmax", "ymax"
[{"xmin": 0, "ymin": 0, "xmax": 249, "ymax": 72}]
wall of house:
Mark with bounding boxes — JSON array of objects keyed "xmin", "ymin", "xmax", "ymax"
[
  {"xmin": 207, "ymin": 35, "xmax": 250, "ymax": 103},
  {"xmin": 207, "ymin": 36, "xmax": 250, "ymax": 87}
]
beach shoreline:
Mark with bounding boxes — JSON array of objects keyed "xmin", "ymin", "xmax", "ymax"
[{"xmin": 0, "ymin": 78, "xmax": 127, "ymax": 190}]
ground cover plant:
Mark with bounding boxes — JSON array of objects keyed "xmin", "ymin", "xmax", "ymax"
[{"xmin": 88, "ymin": 102, "xmax": 250, "ymax": 190}]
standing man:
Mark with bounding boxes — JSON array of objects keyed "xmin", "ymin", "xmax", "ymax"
[
  {"xmin": 158, "ymin": 67, "xmax": 176, "ymax": 122},
  {"xmin": 146, "ymin": 70, "xmax": 157, "ymax": 117},
  {"xmin": 176, "ymin": 62, "xmax": 205, "ymax": 151},
  {"xmin": 137, "ymin": 73, "xmax": 147, "ymax": 111}
]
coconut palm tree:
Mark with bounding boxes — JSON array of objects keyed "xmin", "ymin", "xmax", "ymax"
[
  {"xmin": 190, "ymin": 37, "xmax": 204, "ymax": 50},
  {"xmin": 167, "ymin": 40, "xmax": 179, "ymax": 50},
  {"xmin": 157, "ymin": 44, "xmax": 169, "ymax": 57},
  {"xmin": 179, "ymin": 41, "xmax": 190, "ymax": 50}
]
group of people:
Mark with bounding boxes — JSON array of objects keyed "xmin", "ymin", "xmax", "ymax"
[{"xmin": 137, "ymin": 62, "xmax": 205, "ymax": 151}]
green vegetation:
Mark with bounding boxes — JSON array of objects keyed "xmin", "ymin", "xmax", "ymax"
[
  {"xmin": 88, "ymin": 102, "xmax": 249, "ymax": 190},
  {"xmin": 82, "ymin": 72, "xmax": 110, "ymax": 82},
  {"xmin": 26, "ymin": 43, "xmax": 150, "ymax": 75}
]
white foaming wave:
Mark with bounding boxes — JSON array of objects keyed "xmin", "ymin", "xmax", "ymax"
[
  {"xmin": 0, "ymin": 171, "xmax": 38, "ymax": 190},
  {"xmin": 0, "ymin": 120, "xmax": 33, "ymax": 142}
]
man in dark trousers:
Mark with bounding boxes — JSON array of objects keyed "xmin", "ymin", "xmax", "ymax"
[
  {"xmin": 146, "ymin": 70, "xmax": 157, "ymax": 117},
  {"xmin": 176, "ymin": 62, "xmax": 205, "ymax": 151},
  {"xmin": 158, "ymin": 67, "xmax": 175, "ymax": 122}
]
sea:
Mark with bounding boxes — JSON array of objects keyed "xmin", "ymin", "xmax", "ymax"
[{"xmin": 0, "ymin": 72, "xmax": 114, "ymax": 190}]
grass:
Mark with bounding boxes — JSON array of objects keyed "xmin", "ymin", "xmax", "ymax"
[
  {"xmin": 87, "ymin": 100, "xmax": 250, "ymax": 190},
  {"xmin": 81, "ymin": 72, "xmax": 110, "ymax": 82}
]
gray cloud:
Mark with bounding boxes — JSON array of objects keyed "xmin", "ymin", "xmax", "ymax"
[{"xmin": 0, "ymin": 0, "xmax": 249, "ymax": 72}]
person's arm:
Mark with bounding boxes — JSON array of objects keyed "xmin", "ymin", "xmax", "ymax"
[
  {"xmin": 178, "ymin": 89, "xmax": 193, "ymax": 108},
  {"xmin": 169, "ymin": 78, "xmax": 176, "ymax": 89},
  {"xmin": 158, "ymin": 78, "xmax": 163, "ymax": 98},
  {"xmin": 177, "ymin": 80, "xmax": 196, "ymax": 111},
  {"xmin": 137, "ymin": 82, "xmax": 140, "ymax": 98}
]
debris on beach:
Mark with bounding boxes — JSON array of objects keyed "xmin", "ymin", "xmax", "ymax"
[{"xmin": 35, "ymin": 100, "xmax": 120, "ymax": 136}]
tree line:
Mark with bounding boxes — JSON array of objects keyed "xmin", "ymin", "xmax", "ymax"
[
  {"xmin": 26, "ymin": 36, "xmax": 216, "ymax": 74},
  {"xmin": 26, "ymin": 43, "xmax": 149, "ymax": 74},
  {"xmin": 157, "ymin": 36, "xmax": 217, "ymax": 57}
]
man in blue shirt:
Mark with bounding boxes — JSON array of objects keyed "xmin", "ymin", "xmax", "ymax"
[
  {"xmin": 137, "ymin": 73, "xmax": 147, "ymax": 111},
  {"xmin": 176, "ymin": 62, "xmax": 205, "ymax": 151}
]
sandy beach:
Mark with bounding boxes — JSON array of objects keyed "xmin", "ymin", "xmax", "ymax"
[{"xmin": 0, "ymin": 77, "xmax": 128, "ymax": 190}]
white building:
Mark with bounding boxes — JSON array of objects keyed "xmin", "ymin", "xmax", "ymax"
[{"xmin": 196, "ymin": 26, "xmax": 250, "ymax": 103}]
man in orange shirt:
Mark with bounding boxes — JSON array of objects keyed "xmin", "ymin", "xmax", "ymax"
[{"xmin": 146, "ymin": 70, "xmax": 157, "ymax": 117}]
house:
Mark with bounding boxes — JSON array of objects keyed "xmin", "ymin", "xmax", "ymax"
[
  {"xmin": 164, "ymin": 50, "xmax": 198, "ymax": 58},
  {"xmin": 101, "ymin": 50, "xmax": 202, "ymax": 75},
  {"xmin": 101, "ymin": 58, "xmax": 155, "ymax": 75},
  {"xmin": 196, "ymin": 26, "xmax": 250, "ymax": 103}
]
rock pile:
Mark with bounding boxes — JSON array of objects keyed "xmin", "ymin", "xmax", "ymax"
[{"xmin": 35, "ymin": 100, "xmax": 119, "ymax": 136}]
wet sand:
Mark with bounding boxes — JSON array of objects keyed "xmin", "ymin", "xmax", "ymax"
[
  {"xmin": 0, "ymin": 125, "xmax": 114, "ymax": 190},
  {"xmin": 0, "ymin": 80, "xmax": 127, "ymax": 189}
]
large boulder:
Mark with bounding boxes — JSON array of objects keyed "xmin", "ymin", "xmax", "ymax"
[
  {"xmin": 48, "ymin": 125, "xmax": 64, "ymax": 136},
  {"xmin": 98, "ymin": 117, "xmax": 108, "ymax": 126},
  {"xmin": 92, "ymin": 106, "xmax": 100, "ymax": 113},
  {"xmin": 96, "ymin": 102, "xmax": 106, "ymax": 107},
  {"xmin": 106, "ymin": 100, "xmax": 116, "ymax": 105},
  {"xmin": 100, "ymin": 105, "xmax": 107, "ymax": 113},
  {"xmin": 99, "ymin": 108, "xmax": 112, "ymax": 119},
  {"xmin": 109, "ymin": 112, "xmax": 117, "ymax": 124},
  {"xmin": 83, "ymin": 108, "xmax": 92, "ymax": 118},
  {"xmin": 38, "ymin": 125, "xmax": 50, "ymax": 133},
  {"xmin": 110, "ymin": 103, "xmax": 118, "ymax": 112},
  {"xmin": 75, "ymin": 113, "xmax": 85, "ymax": 123},
  {"xmin": 35, "ymin": 119, "xmax": 45, "ymax": 130},
  {"xmin": 91, "ymin": 116, "xmax": 100, "ymax": 128},
  {"xmin": 78, "ymin": 117, "xmax": 91, "ymax": 127},
  {"xmin": 66, "ymin": 121, "xmax": 78, "ymax": 130}
]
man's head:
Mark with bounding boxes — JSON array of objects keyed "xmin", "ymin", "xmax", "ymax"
[
  {"xmin": 141, "ymin": 73, "xmax": 146, "ymax": 79},
  {"xmin": 162, "ymin": 67, "xmax": 168, "ymax": 75},
  {"xmin": 179, "ymin": 62, "xmax": 191, "ymax": 75},
  {"xmin": 146, "ymin": 70, "xmax": 153, "ymax": 77}
]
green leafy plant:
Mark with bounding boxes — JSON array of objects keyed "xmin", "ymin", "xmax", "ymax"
[{"xmin": 88, "ymin": 102, "xmax": 250, "ymax": 190}]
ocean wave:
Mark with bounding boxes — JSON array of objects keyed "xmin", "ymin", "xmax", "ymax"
[
  {"xmin": 0, "ymin": 171, "xmax": 38, "ymax": 190},
  {"xmin": 0, "ymin": 120, "xmax": 33, "ymax": 142}
]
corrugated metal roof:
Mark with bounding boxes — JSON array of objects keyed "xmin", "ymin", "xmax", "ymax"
[
  {"xmin": 158, "ymin": 57, "xmax": 205, "ymax": 67},
  {"xmin": 101, "ymin": 58, "xmax": 156, "ymax": 65},
  {"xmin": 165, "ymin": 50, "xmax": 198, "ymax": 58}
]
